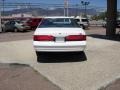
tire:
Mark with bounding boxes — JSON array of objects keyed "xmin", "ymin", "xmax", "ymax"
[
  {"xmin": 22, "ymin": 30, "xmax": 27, "ymax": 33},
  {"xmin": 80, "ymin": 24, "xmax": 85, "ymax": 29},
  {"xmin": 14, "ymin": 28, "xmax": 18, "ymax": 32},
  {"xmin": 2, "ymin": 28, "xmax": 6, "ymax": 33},
  {"xmin": 21, "ymin": 30, "xmax": 25, "ymax": 33},
  {"xmin": 83, "ymin": 25, "xmax": 86, "ymax": 29}
]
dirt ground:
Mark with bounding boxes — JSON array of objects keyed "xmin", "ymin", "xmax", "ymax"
[{"xmin": 0, "ymin": 63, "xmax": 61, "ymax": 90}]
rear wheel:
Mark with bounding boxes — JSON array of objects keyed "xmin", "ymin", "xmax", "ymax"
[
  {"xmin": 2, "ymin": 28, "xmax": 6, "ymax": 33},
  {"xmin": 22, "ymin": 29, "xmax": 27, "ymax": 33},
  {"xmin": 81, "ymin": 25, "xmax": 85, "ymax": 29},
  {"xmin": 14, "ymin": 28, "xmax": 18, "ymax": 32},
  {"xmin": 80, "ymin": 24, "xmax": 85, "ymax": 29}
]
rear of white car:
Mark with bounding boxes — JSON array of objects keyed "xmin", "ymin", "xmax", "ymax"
[{"xmin": 33, "ymin": 17, "xmax": 86, "ymax": 52}]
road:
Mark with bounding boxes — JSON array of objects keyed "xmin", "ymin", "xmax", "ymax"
[{"xmin": 0, "ymin": 27, "xmax": 120, "ymax": 90}]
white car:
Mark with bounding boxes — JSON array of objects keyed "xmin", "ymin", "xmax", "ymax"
[
  {"xmin": 75, "ymin": 17, "xmax": 89, "ymax": 29},
  {"xmin": 33, "ymin": 17, "xmax": 86, "ymax": 53}
]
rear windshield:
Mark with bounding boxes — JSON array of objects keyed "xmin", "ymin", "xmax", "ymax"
[
  {"xmin": 81, "ymin": 19, "xmax": 88, "ymax": 22},
  {"xmin": 38, "ymin": 18, "xmax": 80, "ymax": 28},
  {"xmin": 75, "ymin": 19, "xmax": 80, "ymax": 22}
]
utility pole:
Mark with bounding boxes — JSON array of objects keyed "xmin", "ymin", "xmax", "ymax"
[
  {"xmin": 64, "ymin": 0, "xmax": 69, "ymax": 16},
  {"xmin": 106, "ymin": 0, "xmax": 117, "ymax": 36},
  {"xmin": 0, "ymin": 14, "xmax": 1, "ymax": 33},
  {"xmin": 75, "ymin": 4, "xmax": 79, "ymax": 16},
  {"xmin": 0, "ymin": 0, "xmax": 2, "ymax": 32},
  {"xmin": 81, "ymin": 1, "xmax": 90, "ymax": 17},
  {"xmin": 66, "ymin": 0, "xmax": 69, "ymax": 16},
  {"xmin": 2, "ymin": 0, "xmax": 5, "ymax": 17},
  {"xmin": 64, "ymin": 0, "xmax": 66, "ymax": 16}
]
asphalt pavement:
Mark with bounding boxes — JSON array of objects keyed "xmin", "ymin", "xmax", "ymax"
[
  {"xmin": 0, "ymin": 63, "xmax": 61, "ymax": 90},
  {"xmin": 0, "ymin": 27, "xmax": 120, "ymax": 90}
]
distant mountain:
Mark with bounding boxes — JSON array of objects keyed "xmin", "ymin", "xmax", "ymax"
[{"xmin": 4, "ymin": 8, "xmax": 97, "ymax": 16}]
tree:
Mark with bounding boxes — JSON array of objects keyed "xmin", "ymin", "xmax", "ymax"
[{"xmin": 98, "ymin": 12, "xmax": 107, "ymax": 20}]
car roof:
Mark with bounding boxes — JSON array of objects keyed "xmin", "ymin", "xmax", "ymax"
[{"xmin": 44, "ymin": 16, "xmax": 74, "ymax": 19}]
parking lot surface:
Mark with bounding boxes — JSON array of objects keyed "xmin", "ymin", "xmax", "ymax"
[
  {"xmin": 0, "ymin": 27, "xmax": 120, "ymax": 90},
  {"xmin": 0, "ymin": 63, "xmax": 61, "ymax": 90},
  {"xmin": 0, "ymin": 27, "xmax": 106, "ymax": 42},
  {"xmin": 0, "ymin": 31, "xmax": 33, "ymax": 42}
]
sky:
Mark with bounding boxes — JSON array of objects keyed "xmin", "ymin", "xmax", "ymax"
[
  {"xmin": 3, "ymin": 0, "xmax": 120, "ymax": 9},
  {"xmin": 5, "ymin": 0, "xmax": 107, "ymax": 6}
]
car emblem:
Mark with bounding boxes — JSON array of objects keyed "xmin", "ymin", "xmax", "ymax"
[{"xmin": 59, "ymin": 33, "xmax": 61, "ymax": 34}]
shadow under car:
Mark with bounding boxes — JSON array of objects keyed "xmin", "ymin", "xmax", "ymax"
[{"xmin": 36, "ymin": 51, "xmax": 87, "ymax": 63}]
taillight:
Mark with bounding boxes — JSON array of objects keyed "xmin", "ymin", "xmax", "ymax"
[
  {"xmin": 34, "ymin": 35, "xmax": 54, "ymax": 41},
  {"xmin": 65, "ymin": 35, "xmax": 86, "ymax": 41}
]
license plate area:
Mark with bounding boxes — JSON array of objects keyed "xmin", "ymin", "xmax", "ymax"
[{"xmin": 55, "ymin": 37, "xmax": 65, "ymax": 42}]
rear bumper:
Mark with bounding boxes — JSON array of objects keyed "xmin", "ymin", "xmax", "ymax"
[
  {"xmin": 33, "ymin": 41, "xmax": 86, "ymax": 52},
  {"xmin": 34, "ymin": 46, "xmax": 86, "ymax": 52}
]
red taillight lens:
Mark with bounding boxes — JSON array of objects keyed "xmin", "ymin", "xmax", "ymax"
[
  {"xmin": 34, "ymin": 35, "xmax": 54, "ymax": 41},
  {"xmin": 65, "ymin": 35, "xmax": 86, "ymax": 41}
]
